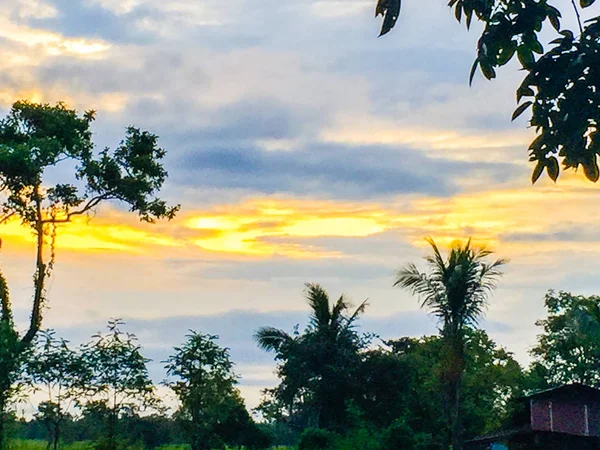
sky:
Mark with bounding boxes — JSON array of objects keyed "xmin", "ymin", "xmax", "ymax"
[{"xmin": 1, "ymin": 0, "xmax": 600, "ymax": 413}]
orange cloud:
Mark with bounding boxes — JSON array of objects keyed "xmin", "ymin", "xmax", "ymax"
[{"xmin": 2, "ymin": 178, "xmax": 599, "ymax": 264}]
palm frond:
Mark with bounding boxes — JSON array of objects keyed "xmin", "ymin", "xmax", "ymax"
[
  {"xmin": 331, "ymin": 294, "xmax": 351, "ymax": 322},
  {"xmin": 396, "ymin": 237, "xmax": 506, "ymax": 331},
  {"xmin": 395, "ymin": 263, "xmax": 445, "ymax": 319},
  {"xmin": 254, "ymin": 326, "xmax": 292, "ymax": 352},
  {"xmin": 305, "ymin": 283, "xmax": 331, "ymax": 328},
  {"xmin": 347, "ymin": 299, "xmax": 369, "ymax": 325}
]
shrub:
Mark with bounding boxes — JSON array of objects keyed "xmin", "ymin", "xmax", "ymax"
[
  {"xmin": 334, "ymin": 428, "xmax": 382, "ymax": 450},
  {"xmin": 298, "ymin": 428, "xmax": 339, "ymax": 450},
  {"xmin": 381, "ymin": 419, "xmax": 433, "ymax": 450}
]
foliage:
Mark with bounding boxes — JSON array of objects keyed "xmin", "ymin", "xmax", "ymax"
[
  {"xmin": 298, "ymin": 428, "xmax": 339, "ymax": 450},
  {"xmin": 255, "ymin": 283, "xmax": 371, "ymax": 431},
  {"xmin": 334, "ymin": 427, "xmax": 383, "ymax": 450},
  {"xmin": 353, "ymin": 330, "xmax": 523, "ymax": 449},
  {"xmin": 0, "ymin": 100, "xmax": 178, "ymax": 349},
  {"xmin": 530, "ymin": 290, "xmax": 600, "ymax": 386},
  {"xmin": 27, "ymin": 330, "xmax": 85, "ymax": 450},
  {"xmin": 376, "ymin": 0, "xmax": 600, "ymax": 183},
  {"xmin": 0, "ymin": 100, "xmax": 177, "ymax": 448},
  {"xmin": 394, "ymin": 238, "xmax": 505, "ymax": 449},
  {"xmin": 164, "ymin": 331, "xmax": 263, "ymax": 450},
  {"xmin": 80, "ymin": 320, "xmax": 158, "ymax": 450},
  {"xmin": 0, "ymin": 273, "xmax": 32, "ymax": 450}
]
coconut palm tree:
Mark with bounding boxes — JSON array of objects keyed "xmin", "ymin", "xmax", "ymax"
[
  {"xmin": 254, "ymin": 283, "xmax": 368, "ymax": 430},
  {"xmin": 394, "ymin": 238, "xmax": 506, "ymax": 450}
]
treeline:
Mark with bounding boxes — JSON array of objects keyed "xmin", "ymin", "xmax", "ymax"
[
  {"xmin": 2, "ymin": 286, "xmax": 600, "ymax": 450},
  {"xmin": 3, "ymin": 322, "xmax": 269, "ymax": 450},
  {"xmin": 252, "ymin": 286, "xmax": 600, "ymax": 450}
]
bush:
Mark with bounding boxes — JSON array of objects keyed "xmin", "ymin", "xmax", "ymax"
[
  {"xmin": 334, "ymin": 428, "xmax": 382, "ymax": 450},
  {"xmin": 380, "ymin": 419, "xmax": 433, "ymax": 450},
  {"xmin": 298, "ymin": 428, "xmax": 339, "ymax": 450}
]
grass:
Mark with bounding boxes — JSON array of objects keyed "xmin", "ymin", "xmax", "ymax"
[
  {"xmin": 7, "ymin": 440, "xmax": 294, "ymax": 450},
  {"xmin": 9, "ymin": 440, "xmax": 95, "ymax": 450}
]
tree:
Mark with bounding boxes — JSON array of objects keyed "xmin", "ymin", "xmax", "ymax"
[
  {"xmin": 80, "ymin": 319, "xmax": 159, "ymax": 450},
  {"xmin": 0, "ymin": 100, "xmax": 178, "ymax": 448},
  {"xmin": 530, "ymin": 290, "xmax": 600, "ymax": 386},
  {"xmin": 376, "ymin": 0, "xmax": 600, "ymax": 183},
  {"xmin": 255, "ymin": 283, "xmax": 371, "ymax": 431},
  {"xmin": 164, "ymin": 331, "xmax": 263, "ymax": 450},
  {"xmin": 376, "ymin": 329, "xmax": 525, "ymax": 449},
  {"xmin": 27, "ymin": 330, "xmax": 85, "ymax": 450},
  {"xmin": 0, "ymin": 273, "xmax": 31, "ymax": 449},
  {"xmin": 394, "ymin": 238, "xmax": 505, "ymax": 450}
]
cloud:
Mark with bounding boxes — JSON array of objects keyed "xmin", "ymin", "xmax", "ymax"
[
  {"xmin": 2, "ymin": 0, "xmax": 600, "ymax": 413},
  {"xmin": 176, "ymin": 141, "xmax": 521, "ymax": 199}
]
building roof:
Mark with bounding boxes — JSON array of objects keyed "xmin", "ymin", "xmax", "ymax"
[{"xmin": 520, "ymin": 383, "xmax": 600, "ymax": 401}]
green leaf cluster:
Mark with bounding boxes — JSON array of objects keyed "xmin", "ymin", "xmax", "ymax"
[{"xmin": 376, "ymin": 0, "xmax": 600, "ymax": 183}]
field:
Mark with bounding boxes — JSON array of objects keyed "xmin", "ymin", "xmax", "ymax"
[{"xmin": 7, "ymin": 441, "xmax": 294, "ymax": 450}]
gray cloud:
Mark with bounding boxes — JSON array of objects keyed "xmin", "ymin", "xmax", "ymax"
[
  {"xmin": 175, "ymin": 141, "xmax": 519, "ymax": 199},
  {"xmin": 501, "ymin": 226, "xmax": 600, "ymax": 243}
]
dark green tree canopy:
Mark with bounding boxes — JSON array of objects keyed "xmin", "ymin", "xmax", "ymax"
[
  {"xmin": 0, "ymin": 100, "xmax": 179, "ymax": 226},
  {"xmin": 81, "ymin": 319, "xmax": 158, "ymax": 414},
  {"xmin": 531, "ymin": 290, "xmax": 600, "ymax": 386},
  {"xmin": 164, "ymin": 331, "xmax": 261, "ymax": 450},
  {"xmin": 376, "ymin": 0, "xmax": 600, "ymax": 183},
  {"xmin": 255, "ymin": 283, "xmax": 371, "ymax": 431},
  {"xmin": 0, "ymin": 100, "xmax": 179, "ymax": 350}
]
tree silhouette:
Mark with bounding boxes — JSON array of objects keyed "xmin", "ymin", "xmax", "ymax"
[
  {"xmin": 394, "ymin": 238, "xmax": 505, "ymax": 450},
  {"xmin": 255, "ymin": 283, "xmax": 370, "ymax": 431},
  {"xmin": 0, "ymin": 100, "xmax": 177, "ymax": 448}
]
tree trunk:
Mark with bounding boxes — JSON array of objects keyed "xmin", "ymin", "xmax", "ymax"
[
  {"xmin": 443, "ymin": 332, "xmax": 465, "ymax": 450},
  {"xmin": 53, "ymin": 420, "xmax": 60, "ymax": 450},
  {"xmin": 450, "ymin": 376, "xmax": 462, "ymax": 450},
  {"xmin": 108, "ymin": 408, "xmax": 117, "ymax": 450}
]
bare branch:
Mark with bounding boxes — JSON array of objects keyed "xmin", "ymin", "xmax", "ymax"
[{"xmin": 42, "ymin": 193, "xmax": 115, "ymax": 224}]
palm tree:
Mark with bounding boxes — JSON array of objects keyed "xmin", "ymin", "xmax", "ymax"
[
  {"xmin": 394, "ymin": 238, "xmax": 506, "ymax": 450},
  {"xmin": 254, "ymin": 283, "xmax": 368, "ymax": 430}
]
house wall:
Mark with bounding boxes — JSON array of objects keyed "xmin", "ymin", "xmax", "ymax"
[{"xmin": 531, "ymin": 398, "xmax": 599, "ymax": 437}]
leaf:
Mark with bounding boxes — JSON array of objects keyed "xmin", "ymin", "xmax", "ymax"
[
  {"xmin": 531, "ymin": 37, "xmax": 544, "ymax": 55},
  {"xmin": 497, "ymin": 44, "xmax": 517, "ymax": 66},
  {"xmin": 531, "ymin": 161, "xmax": 544, "ymax": 184},
  {"xmin": 546, "ymin": 157, "xmax": 559, "ymax": 181},
  {"xmin": 548, "ymin": 13, "xmax": 561, "ymax": 32},
  {"xmin": 512, "ymin": 101, "xmax": 533, "ymax": 121},
  {"xmin": 517, "ymin": 85, "xmax": 535, "ymax": 102},
  {"xmin": 480, "ymin": 62, "xmax": 496, "ymax": 80},
  {"xmin": 375, "ymin": 0, "xmax": 388, "ymax": 17},
  {"xmin": 583, "ymin": 157, "xmax": 599, "ymax": 182},
  {"xmin": 466, "ymin": 10, "xmax": 473, "ymax": 29},
  {"xmin": 517, "ymin": 46, "xmax": 535, "ymax": 68},
  {"xmin": 455, "ymin": 3, "xmax": 462, "ymax": 22},
  {"xmin": 581, "ymin": 0, "xmax": 595, "ymax": 7},
  {"xmin": 469, "ymin": 59, "xmax": 479, "ymax": 85},
  {"xmin": 378, "ymin": 0, "xmax": 401, "ymax": 36}
]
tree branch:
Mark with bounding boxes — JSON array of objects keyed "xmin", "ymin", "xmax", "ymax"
[
  {"xmin": 0, "ymin": 212, "xmax": 15, "ymax": 225},
  {"xmin": 42, "ymin": 193, "xmax": 115, "ymax": 224}
]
